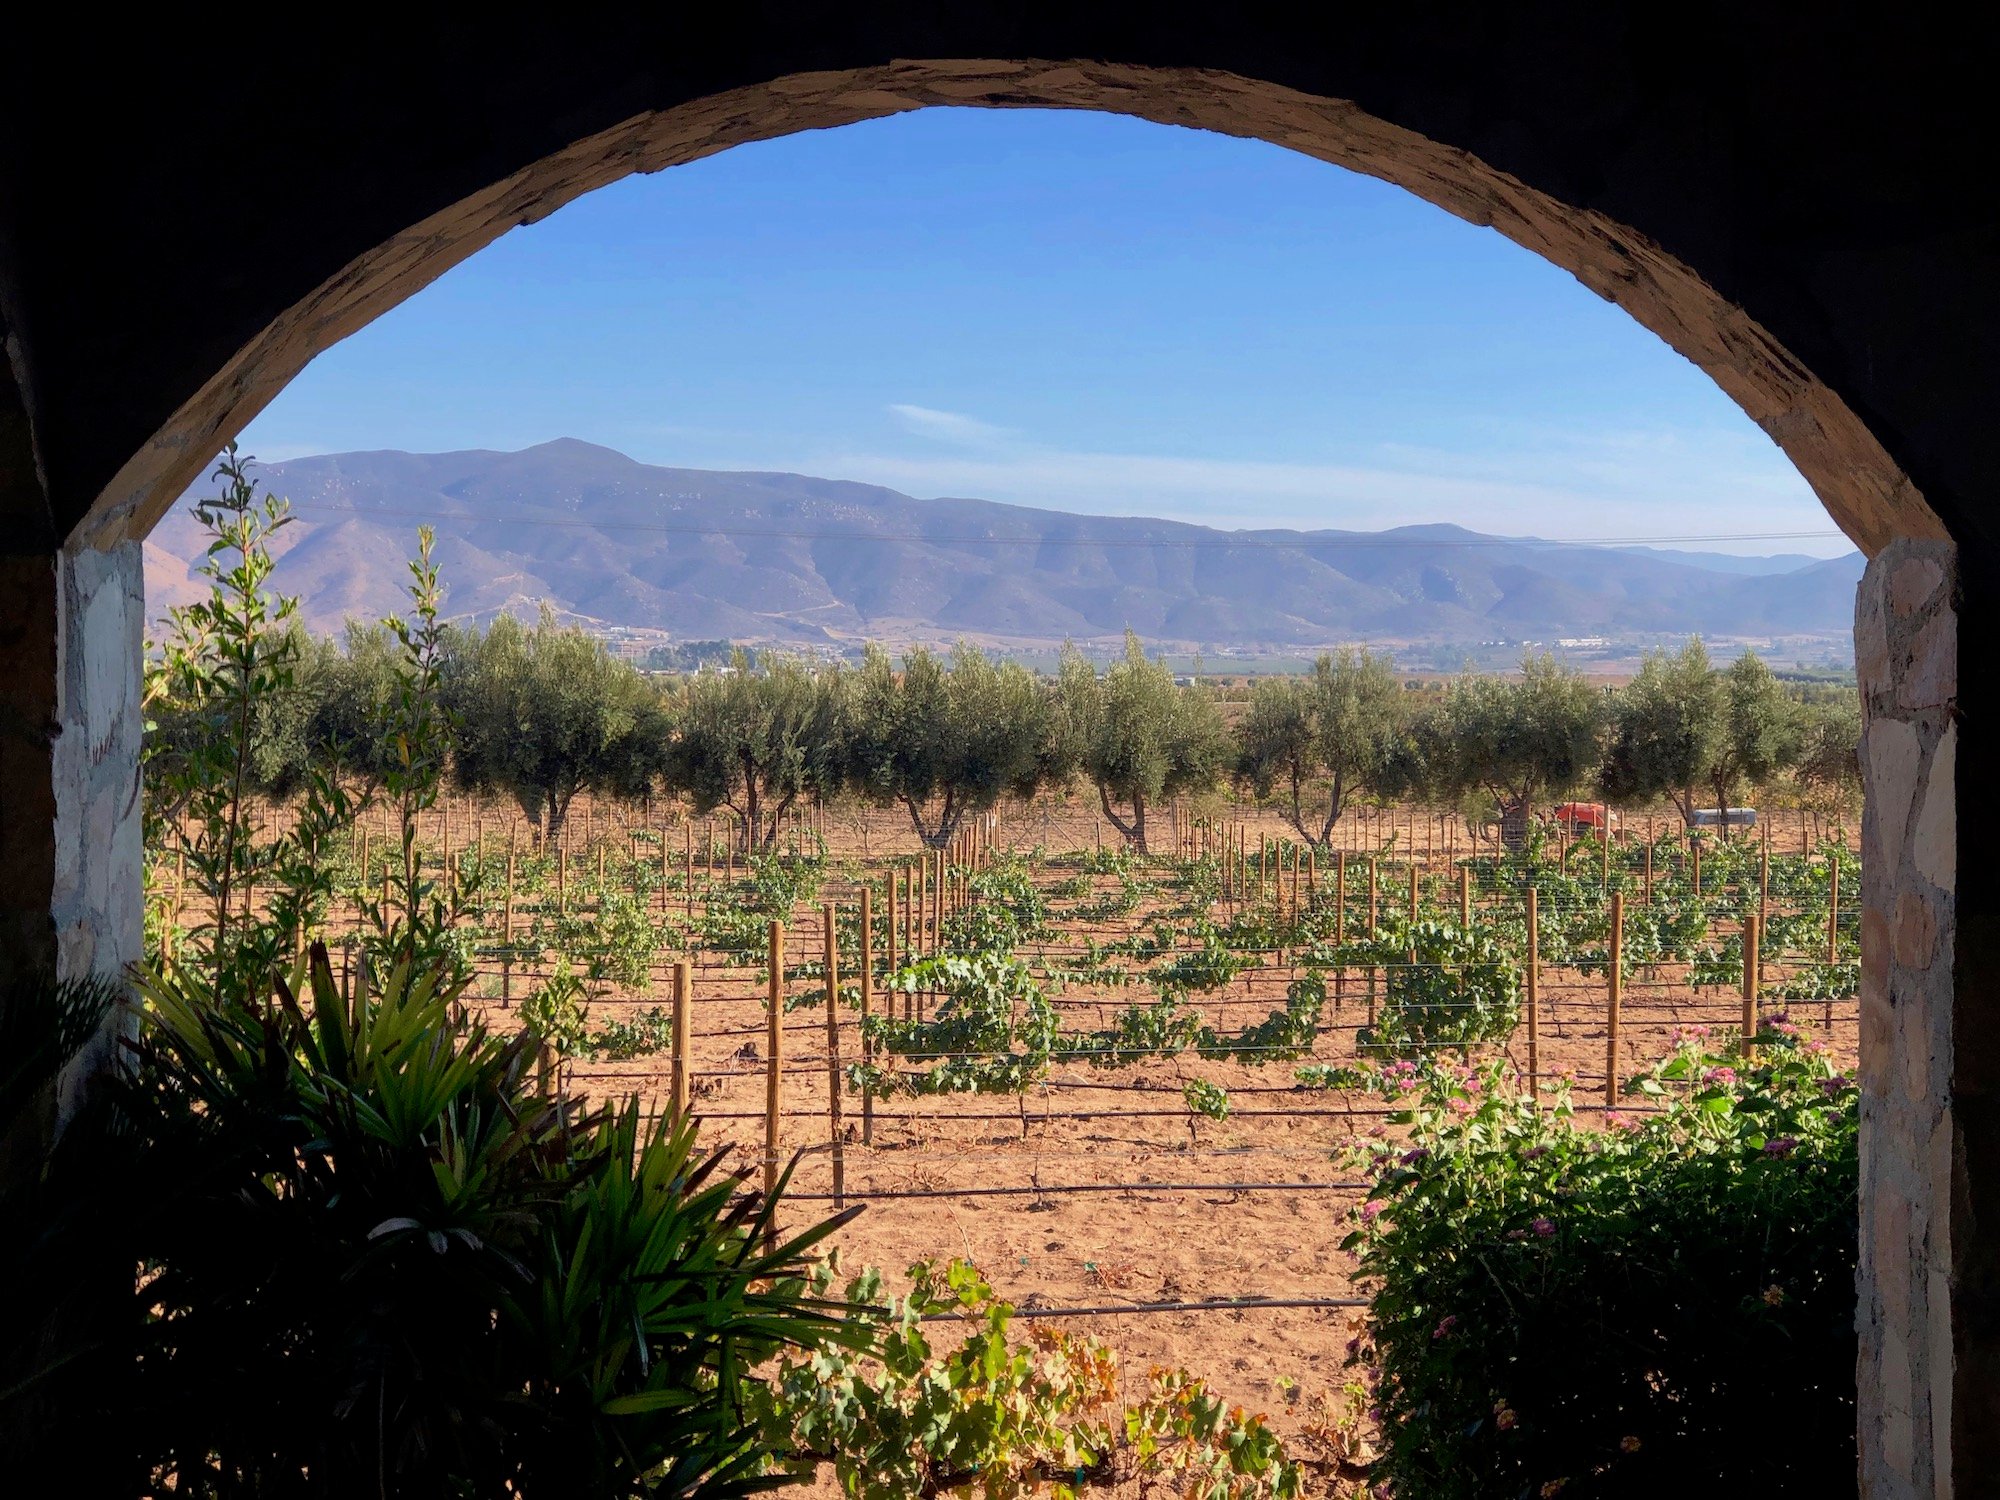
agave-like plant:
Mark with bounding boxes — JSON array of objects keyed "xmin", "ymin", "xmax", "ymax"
[{"xmin": 6, "ymin": 946, "xmax": 861, "ymax": 1497}]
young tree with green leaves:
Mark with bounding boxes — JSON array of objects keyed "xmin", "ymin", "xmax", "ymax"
[
  {"xmin": 1708, "ymin": 649, "xmax": 1798, "ymax": 830},
  {"xmin": 447, "ymin": 609, "xmax": 666, "ymax": 840},
  {"xmin": 1235, "ymin": 648, "xmax": 1404, "ymax": 846},
  {"xmin": 1413, "ymin": 653, "xmax": 1605, "ymax": 846},
  {"xmin": 143, "ymin": 447, "xmax": 354, "ymax": 993},
  {"xmin": 1054, "ymin": 635, "xmax": 1227, "ymax": 854},
  {"xmin": 663, "ymin": 652, "xmax": 847, "ymax": 851},
  {"xmin": 845, "ymin": 643, "xmax": 1049, "ymax": 848}
]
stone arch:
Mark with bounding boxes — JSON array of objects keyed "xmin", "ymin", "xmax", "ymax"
[{"xmin": 2, "ymin": 37, "xmax": 1975, "ymax": 1498}]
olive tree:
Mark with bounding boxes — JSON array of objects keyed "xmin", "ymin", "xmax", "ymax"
[
  {"xmin": 663, "ymin": 652, "xmax": 847, "ymax": 851},
  {"xmin": 1235, "ymin": 648, "xmax": 1404, "ymax": 846},
  {"xmin": 447, "ymin": 610, "xmax": 666, "ymax": 839},
  {"xmin": 844, "ymin": 642, "xmax": 1048, "ymax": 848},
  {"xmin": 1054, "ymin": 634, "xmax": 1227, "ymax": 854},
  {"xmin": 1787, "ymin": 690, "xmax": 1862, "ymax": 838},
  {"xmin": 1600, "ymin": 640, "xmax": 1723, "ymax": 823},
  {"xmin": 1602, "ymin": 642, "xmax": 1796, "ymax": 831},
  {"xmin": 1417, "ymin": 653, "xmax": 1605, "ymax": 846}
]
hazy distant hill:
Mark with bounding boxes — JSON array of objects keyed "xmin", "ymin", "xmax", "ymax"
[{"xmin": 142, "ymin": 439, "xmax": 1865, "ymax": 649}]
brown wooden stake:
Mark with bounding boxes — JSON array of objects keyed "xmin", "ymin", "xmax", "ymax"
[
  {"xmin": 1368, "ymin": 857, "xmax": 1379, "ymax": 937},
  {"xmin": 1525, "ymin": 886, "xmax": 1541, "ymax": 1097},
  {"xmin": 764, "ymin": 920, "xmax": 784, "ymax": 1248},
  {"xmin": 501, "ymin": 851, "xmax": 517, "ymax": 1009},
  {"xmin": 823, "ymin": 904, "xmax": 845, "ymax": 1209},
  {"xmin": 1407, "ymin": 859, "xmax": 1419, "ymax": 926},
  {"xmin": 1740, "ymin": 911, "xmax": 1761, "ymax": 1053},
  {"xmin": 1644, "ymin": 843, "xmax": 1654, "ymax": 905},
  {"xmin": 1827, "ymin": 855, "xmax": 1841, "ymax": 1029},
  {"xmin": 1605, "ymin": 891, "xmax": 1625, "ymax": 1108},
  {"xmin": 859, "ymin": 886, "xmax": 874, "ymax": 1146},
  {"xmin": 670, "ymin": 961, "xmax": 691, "ymax": 1126},
  {"xmin": 1459, "ymin": 864, "xmax": 1472, "ymax": 928},
  {"xmin": 557, "ymin": 847, "xmax": 567, "ymax": 911}
]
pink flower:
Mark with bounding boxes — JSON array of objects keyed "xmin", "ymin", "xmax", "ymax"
[
  {"xmin": 1700, "ymin": 1066, "xmax": 1738, "ymax": 1086},
  {"xmin": 1361, "ymin": 1199, "xmax": 1386, "ymax": 1220},
  {"xmin": 1432, "ymin": 1315, "xmax": 1458, "ymax": 1340},
  {"xmin": 1823, "ymin": 1075, "xmax": 1850, "ymax": 1096},
  {"xmin": 1448, "ymin": 1095, "xmax": 1474, "ymax": 1116},
  {"xmin": 1604, "ymin": 1110, "xmax": 1637, "ymax": 1131},
  {"xmin": 1531, "ymin": 1217, "xmax": 1556, "ymax": 1238},
  {"xmin": 1496, "ymin": 1407, "xmax": 1518, "ymax": 1431},
  {"xmin": 1400, "ymin": 1147, "xmax": 1428, "ymax": 1165}
]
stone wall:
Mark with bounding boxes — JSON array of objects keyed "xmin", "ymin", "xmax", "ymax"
[
  {"xmin": 0, "ymin": 539, "xmax": 143, "ymax": 1133},
  {"xmin": 1857, "ymin": 538, "xmax": 1959, "ymax": 1497}
]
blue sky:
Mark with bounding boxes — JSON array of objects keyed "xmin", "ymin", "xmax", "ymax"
[{"xmin": 242, "ymin": 107, "xmax": 1847, "ymax": 556}]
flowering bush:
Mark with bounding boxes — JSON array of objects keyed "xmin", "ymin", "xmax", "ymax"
[{"xmin": 1343, "ymin": 1031, "xmax": 1856, "ymax": 1498}]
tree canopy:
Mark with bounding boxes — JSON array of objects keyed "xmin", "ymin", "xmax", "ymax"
[
  {"xmin": 1054, "ymin": 635, "xmax": 1228, "ymax": 853},
  {"xmin": 845, "ymin": 643, "xmax": 1049, "ymax": 848},
  {"xmin": 447, "ymin": 611, "xmax": 666, "ymax": 838},
  {"xmin": 1235, "ymin": 648, "xmax": 1404, "ymax": 846},
  {"xmin": 664, "ymin": 652, "xmax": 846, "ymax": 850}
]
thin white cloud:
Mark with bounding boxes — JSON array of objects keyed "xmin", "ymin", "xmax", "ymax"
[{"xmin": 886, "ymin": 404, "xmax": 1015, "ymax": 448}]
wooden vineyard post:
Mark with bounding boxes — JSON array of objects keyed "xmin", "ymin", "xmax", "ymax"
[
  {"xmin": 1644, "ymin": 843, "xmax": 1654, "ymax": 906},
  {"xmin": 1459, "ymin": 864, "xmax": 1471, "ymax": 928},
  {"xmin": 501, "ymin": 850, "xmax": 517, "ymax": 1009},
  {"xmin": 670, "ymin": 961, "xmax": 691, "ymax": 1126},
  {"xmin": 1759, "ymin": 838, "xmax": 1770, "ymax": 930},
  {"xmin": 1289, "ymin": 845, "xmax": 1301, "ymax": 925},
  {"xmin": 1334, "ymin": 854, "xmax": 1347, "ymax": 1013},
  {"xmin": 1368, "ymin": 857, "xmax": 1379, "ymax": 938},
  {"xmin": 557, "ymin": 846, "xmax": 567, "ymax": 912},
  {"xmin": 1740, "ymin": 911, "xmax": 1761, "ymax": 1054},
  {"xmin": 1826, "ymin": 854, "xmax": 1841, "ymax": 1030},
  {"xmin": 823, "ymin": 904, "xmax": 845, "ymax": 1210},
  {"xmin": 660, "ymin": 832, "xmax": 671, "ymax": 911},
  {"xmin": 597, "ymin": 842, "xmax": 606, "ymax": 886},
  {"xmin": 932, "ymin": 850, "xmax": 944, "ymax": 950},
  {"xmin": 1604, "ymin": 891, "xmax": 1625, "ymax": 1109},
  {"xmin": 1306, "ymin": 845, "xmax": 1316, "ymax": 902},
  {"xmin": 1525, "ymin": 886, "xmax": 1541, "ymax": 1097},
  {"xmin": 764, "ymin": 920, "xmax": 785, "ymax": 1248},
  {"xmin": 1600, "ymin": 827, "xmax": 1610, "ymax": 892},
  {"xmin": 859, "ymin": 885, "xmax": 874, "ymax": 1146},
  {"xmin": 1407, "ymin": 859, "xmax": 1419, "ymax": 927},
  {"xmin": 1690, "ymin": 838, "xmax": 1701, "ymax": 902}
]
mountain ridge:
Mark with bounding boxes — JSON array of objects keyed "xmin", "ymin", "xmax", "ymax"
[{"xmin": 142, "ymin": 440, "xmax": 1864, "ymax": 651}]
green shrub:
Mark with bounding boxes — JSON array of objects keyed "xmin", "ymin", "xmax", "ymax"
[
  {"xmin": 1344, "ymin": 1032, "xmax": 1856, "ymax": 1499},
  {"xmin": 751, "ymin": 1258, "xmax": 1302, "ymax": 1499}
]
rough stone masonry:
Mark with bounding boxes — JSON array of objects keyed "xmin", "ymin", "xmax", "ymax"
[{"xmin": 1857, "ymin": 538, "xmax": 1959, "ymax": 1497}]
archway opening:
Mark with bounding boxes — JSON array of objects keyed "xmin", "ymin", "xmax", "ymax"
[{"xmin": 138, "ymin": 100, "xmax": 1899, "ymax": 1491}]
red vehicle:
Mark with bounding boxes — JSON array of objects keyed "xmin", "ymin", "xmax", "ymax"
[{"xmin": 1549, "ymin": 802, "xmax": 1620, "ymax": 836}]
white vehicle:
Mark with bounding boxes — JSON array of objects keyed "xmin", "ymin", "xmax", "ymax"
[{"xmin": 1688, "ymin": 807, "xmax": 1758, "ymax": 829}]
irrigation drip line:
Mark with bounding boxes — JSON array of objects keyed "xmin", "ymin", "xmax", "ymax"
[
  {"xmin": 918, "ymin": 1296, "xmax": 1370, "ymax": 1321},
  {"xmin": 685, "ymin": 1100, "xmax": 1662, "ymax": 1124},
  {"xmin": 778, "ymin": 1179, "xmax": 1368, "ymax": 1202}
]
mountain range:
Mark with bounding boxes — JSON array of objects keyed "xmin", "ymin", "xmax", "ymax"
[{"xmin": 142, "ymin": 439, "xmax": 1864, "ymax": 652}]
